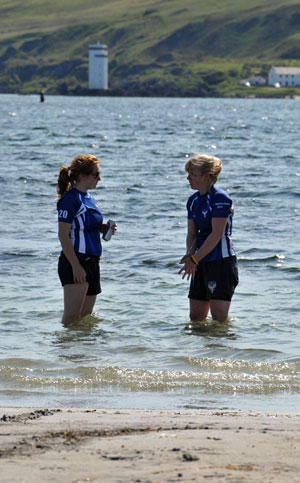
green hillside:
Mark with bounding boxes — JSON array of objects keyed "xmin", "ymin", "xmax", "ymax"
[{"xmin": 0, "ymin": 0, "xmax": 300, "ymax": 96}]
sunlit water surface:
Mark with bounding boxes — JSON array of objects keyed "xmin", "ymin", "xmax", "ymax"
[{"xmin": 0, "ymin": 94, "xmax": 299, "ymax": 411}]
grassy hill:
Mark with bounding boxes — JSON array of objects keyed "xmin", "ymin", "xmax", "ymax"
[{"xmin": 0, "ymin": 0, "xmax": 300, "ymax": 96}]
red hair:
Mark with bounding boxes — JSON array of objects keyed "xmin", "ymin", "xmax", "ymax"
[{"xmin": 57, "ymin": 154, "xmax": 99, "ymax": 199}]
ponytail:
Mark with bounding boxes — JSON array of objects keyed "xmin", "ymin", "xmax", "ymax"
[{"xmin": 57, "ymin": 166, "xmax": 73, "ymax": 199}]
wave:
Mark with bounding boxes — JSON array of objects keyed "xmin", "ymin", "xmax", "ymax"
[
  {"xmin": 238, "ymin": 254, "xmax": 286, "ymax": 263},
  {"xmin": 1, "ymin": 251, "xmax": 37, "ymax": 258},
  {"xmin": 1, "ymin": 360, "xmax": 299, "ymax": 396}
]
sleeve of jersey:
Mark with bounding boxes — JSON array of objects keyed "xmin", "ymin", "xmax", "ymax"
[
  {"xmin": 211, "ymin": 192, "xmax": 232, "ymax": 218},
  {"xmin": 57, "ymin": 194, "xmax": 80, "ymax": 224},
  {"xmin": 186, "ymin": 197, "xmax": 193, "ymax": 219}
]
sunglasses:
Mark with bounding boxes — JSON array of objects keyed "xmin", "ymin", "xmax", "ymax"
[{"xmin": 92, "ymin": 171, "xmax": 100, "ymax": 178}]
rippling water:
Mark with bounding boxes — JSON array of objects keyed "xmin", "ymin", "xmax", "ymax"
[{"xmin": 0, "ymin": 94, "xmax": 299, "ymax": 411}]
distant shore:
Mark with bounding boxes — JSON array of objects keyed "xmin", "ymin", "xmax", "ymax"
[
  {"xmin": 1, "ymin": 407, "xmax": 300, "ymax": 482},
  {"xmin": 68, "ymin": 86, "xmax": 300, "ymax": 99},
  {"xmin": 2, "ymin": 84, "xmax": 300, "ymax": 99}
]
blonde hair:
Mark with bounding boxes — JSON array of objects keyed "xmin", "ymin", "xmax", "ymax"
[
  {"xmin": 57, "ymin": 154, "xmax": 99, "ymax": 199},
  {"xmin": 185, "ymin": 154, "xmax": 222, "ymax": 186}
]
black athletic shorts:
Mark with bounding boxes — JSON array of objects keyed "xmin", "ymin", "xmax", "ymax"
[
  {"xmin": 58, "ymin": 252, "xmax": 101, "ymax": 296},
  {"xmin": 188, "ymin": 256, "xmax": 238, "ymax": 302}
]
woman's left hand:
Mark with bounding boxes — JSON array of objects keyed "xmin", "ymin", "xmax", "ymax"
[
  {"xmin": 178, "ymin": 256, "xmax": 197, "ymax": 280},
  {"xmin": 100, "ymin": 223, "xmax": 118, "ymax": 234}
]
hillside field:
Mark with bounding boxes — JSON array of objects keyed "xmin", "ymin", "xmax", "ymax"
[{"xmin": 0, "ymin": 0, "xmax": 300, "ymax": 96}]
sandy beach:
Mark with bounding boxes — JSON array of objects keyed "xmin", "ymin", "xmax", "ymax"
[{"xmin": 0, "ymin": 408, "xmax": 300, "ymax": 482}]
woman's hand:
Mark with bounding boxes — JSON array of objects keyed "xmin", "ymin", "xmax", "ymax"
[
  {"xmin": 72, "ymin": 263, "xmax": 87, "ymax": 284},
  {"xmin": 112, "ymin": 223, "xmax": 117, "ymax": 235},
  {"xmin": 100, "ymin": 223, "xmax": 118, "ymax": 235},
  {"xmin": 178, "ymin": 256, "xmax": 198, "ymax": 281},
  {"xmin": 180, "ymin": 254, "xmax": 190, "ymax": 264}
]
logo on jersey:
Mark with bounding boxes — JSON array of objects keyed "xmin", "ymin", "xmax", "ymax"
[
  {"xmin": 202, "ymin": 209, "xmax": 208, "ymax": 218},
  {"xmin": 215, "ymin": 202, "xmax": 230, "ymax": 209},
  {"xmin": 208, "ymin": 281, "xmax": 217, "ymax": 293}
]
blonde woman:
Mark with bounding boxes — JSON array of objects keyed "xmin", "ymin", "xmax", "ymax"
[
  {"xmin": 57, "ymin": 154, "xmax": 116, "ymax": 325},
  {"xmin": 179, "ymin": 154, "xmax": 238, "ymax": 323}
]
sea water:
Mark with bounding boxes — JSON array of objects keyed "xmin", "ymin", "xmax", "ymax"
[{"xmin": 0, "ymin": 94, "xmax": 299, "ymax": 411}]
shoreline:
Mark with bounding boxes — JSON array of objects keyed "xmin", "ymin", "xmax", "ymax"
[
  {"xmin": 1, "ymin": 408, "xmax": 300, "ymax": 482},
  {"xmin": 1, "ymin": 89, "xmax": 300, "ymax": 99}
]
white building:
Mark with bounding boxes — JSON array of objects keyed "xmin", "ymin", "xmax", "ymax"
[
  {"xmin": 268, "ymin": 66, "xmax": 300, "ymax": 87},
  {"xmin": 239, "ymin": 79, "xmax": 251, "ymax": 87},
  {"xmin": 248, "ymin": 75, "xmax": 266, "ymax": 86},
  {"xmin": 239, "ymin": 76, "xmax": 266, "ymax": 87},
  {"xmin": 88, "ymin": 43, "xmax": 108, "ymax": 90}
]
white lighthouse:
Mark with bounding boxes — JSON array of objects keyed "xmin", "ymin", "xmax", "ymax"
[{"xmin": 88, "ymin": 43, "xmax": 108, "ymax": 90}]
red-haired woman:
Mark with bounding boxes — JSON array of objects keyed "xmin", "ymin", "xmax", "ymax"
[{"xmin": 57, "ymin": 154, "xmax": 116, "ymax": 325}]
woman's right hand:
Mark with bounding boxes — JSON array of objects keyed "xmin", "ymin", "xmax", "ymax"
[
  {"xmin": 72, "ymin": 263, "xmax": 87, "ymax": 284},
  {"xmin": 180, "ymin": 254, "xmax": 190, "ymax": 264},
  {"xmin": 178, "ymin": 256, "xmax": 198, "ymax": 281}
]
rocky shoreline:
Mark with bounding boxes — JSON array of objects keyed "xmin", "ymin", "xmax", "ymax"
[{"xmin": 54, "ymin": 78, "xmax": 220, "ymax": 97}]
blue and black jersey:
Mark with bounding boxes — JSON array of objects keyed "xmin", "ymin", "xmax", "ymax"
[
  {"xmin": 187, "ymin": 185, "xmax": 235, "ymax": 263},
  {"xmin": 57, "ymin": 187, "xmax": 103, "ymax": 256}
]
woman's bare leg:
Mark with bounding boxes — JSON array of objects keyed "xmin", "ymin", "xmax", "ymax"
[
  {"xmin": 189, "ymin": 299, "xmax": 231, "ymax": 323},
  {"xmin": 81, "ymin": 295, "xmax": 97, "ymax": 318},
  {"xmin": 209, "ymin": 299, "xmax": 231, "ymax": 323},
  {"xmin": 62, "ymin": 283, "xmax": 89, "ymax": 325},
  {"xmin": 189, "ymin": 299, "xmax": 210, "ymax": 322}
]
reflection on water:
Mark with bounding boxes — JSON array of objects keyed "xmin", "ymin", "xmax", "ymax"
[
  {"xmin": 50, "ymin": 314, "xmax": 111, "ymax": 361},
  {"xmin": 62, "ymin": 313, "xmax": 104, "ymax": 332},
  {"xmin": 184, "ymin": 319, "xmax": 237, "ymax": 340}
]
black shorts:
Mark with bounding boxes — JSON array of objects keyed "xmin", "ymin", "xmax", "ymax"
[
  {"xmin": 58, "ymin": 252, "xmax": 101, "ymax": 296},
  {"xmin": 188, "ymin": 256, "xmax": 238, "ymax": 302}
]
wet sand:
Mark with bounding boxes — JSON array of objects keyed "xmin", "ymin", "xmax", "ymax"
[{"xmin": 1, "ymin": 408, "xmax": 300, "ymax": 482}]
